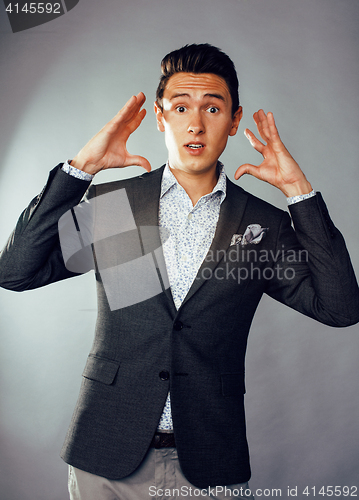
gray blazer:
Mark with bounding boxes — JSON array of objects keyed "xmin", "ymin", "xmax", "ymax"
[{"xmin": 0, "ymin": 164, "xmax": 358, "ymax": 488}]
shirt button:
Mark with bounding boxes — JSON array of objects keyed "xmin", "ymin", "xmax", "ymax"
[
  {"xmin": 173, "ymin": 321, "xmax": 183, "ymax": 331},
  {"xmin": 159, "ymin": 371, "xmax": 170, "ymax": 381},
  {"xmin": 188, "ymin": 213, "xmax": 193, "ymax": 220}
]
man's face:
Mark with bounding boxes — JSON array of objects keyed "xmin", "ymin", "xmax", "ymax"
[{"xmin": 154, "ymin": 72, "xmax": 242, "ymax": 176}]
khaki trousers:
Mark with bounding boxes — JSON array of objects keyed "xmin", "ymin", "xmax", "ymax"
[{"xmin": 68, "ymin": 447, "xmax": 254, "ymax": 500}]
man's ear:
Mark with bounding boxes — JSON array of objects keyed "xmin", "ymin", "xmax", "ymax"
[
  {"xmin": 229, "ymin": 106, "xmax": 243, "ymax": 137},
  {"xmin": 154, "ymin": 101, "xmax": 165, "ymax": 132}
]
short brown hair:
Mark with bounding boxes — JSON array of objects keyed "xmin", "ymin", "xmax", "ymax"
[{"xmin": 156, "ymin": 43, "xmax": 240, "ymax": 116}]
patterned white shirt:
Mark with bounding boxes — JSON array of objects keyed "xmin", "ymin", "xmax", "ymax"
[{"xmin": 156, "ymin": 162, "xmax": 227, "ymax": 430}]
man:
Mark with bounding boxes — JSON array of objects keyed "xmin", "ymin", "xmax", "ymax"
[{"xmin": 0, "ymin": 44, "xmax": 358, "ymax": 500}]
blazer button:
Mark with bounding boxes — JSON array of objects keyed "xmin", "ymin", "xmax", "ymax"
[
  {"xmin": 159, "ymin": 371, "xmax": 170, "ymax": 381},
  {"xmin": 173, "ymin": 321, "xmax": 183, "ymax": 331}
]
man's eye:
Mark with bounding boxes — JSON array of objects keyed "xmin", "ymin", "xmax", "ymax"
[
  {"xmin": 176, "ymin": 106, "xmax": 187, "ymax": 113},
  {"xmin": 207, "ymin": 107, "xmax": 219, "ymax": 114}
]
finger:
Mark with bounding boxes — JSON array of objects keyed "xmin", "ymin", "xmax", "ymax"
[
  {"xmin": 124, "ymin": 154, "xmax": 152, "ymax": 172},
  {"xmin": 128, "ymin": 92, "xmax": 146, "ymax": 114},
  {"xmin": 254, "ymin": 109, "xmax": 271, "ymax": 143},
  {"xmin": 124, "ymin": 92, "xmax": 146, "ymax": 111},
  {"xmin": 127, "ymin": 92, "xmax": 146, "ymax": 119},
  {"xmin": 259, "ymin": 110, "xmax": 281, "ymax": 140},
  {"xmin": 234, "ymin": 163, "xmax": 262, "ymax": 181},
  {"xmin": 106, "ymin": 101, "xmax": 146, "ymax": 138},
  {"xmin": 127, "ymin": 108, "xmax": 147, "ymax": 134},
  {"xmin": 112, "ymin": 92, "xmax": 146, "ymax": 125},
  {"xmin": 266, "ymin": 112, "xmax": 291, "ymax": 156},
  {"xmin": 244, "ymin": 129, "xmax": 265, "ymax": 154},
  {"xmin": 266, "ymin": 112, "xmax": 282, "ymax": 144},
  {"xmin": 122, "ymin": 95, "xmax": 145, "ymax": 124}
]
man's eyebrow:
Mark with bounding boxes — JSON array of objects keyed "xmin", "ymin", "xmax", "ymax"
[
  {"xmin": 169, "ymin": 92, "xmax": 226, "ymax": 101},
  {"xmin": 169, "ymin": 93, "xmax": 190, "ymax": 100},
  {"xmin": 204, "ymin": 93, "xmax": 226, "ymax": 101}
]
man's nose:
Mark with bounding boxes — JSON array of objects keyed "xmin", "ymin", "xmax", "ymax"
[{"xmin": 187, "ymin": 113, "xmax": 205, "ymax": 134}]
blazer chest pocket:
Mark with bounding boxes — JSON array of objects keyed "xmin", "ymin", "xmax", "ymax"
[
  {"xmin": 221, "ymin": 373, "xmax": 246, "ymax": 396},
  {"xmin": 82, "ymin": 355, "xmax": 120, "ymax": 385}
]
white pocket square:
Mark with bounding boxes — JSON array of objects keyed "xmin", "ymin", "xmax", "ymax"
[{"xmin": 230, "ymin": 224, "xmax": 268, "ymax": 246}]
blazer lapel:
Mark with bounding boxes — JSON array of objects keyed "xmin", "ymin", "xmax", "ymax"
[
  {"xmin": 130, "ymin": 166, "xmax": 165, "ymax": 227},
  {"xmin": 179, "ymin": 179, "xmax": 249, "ymax": 309},
  {"xmin": 130, "ymin": 165, "xmax": 177, "ymax": 311}
]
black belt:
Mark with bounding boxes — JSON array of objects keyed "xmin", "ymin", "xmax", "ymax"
[{"xmin": 150, "ymin": 432, "xmax": 176, "ymax": 448}]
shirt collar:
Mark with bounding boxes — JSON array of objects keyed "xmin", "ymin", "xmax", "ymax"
[{"xmin": 160, "ymin": 161, "xmax": 227, "ymax": 203}]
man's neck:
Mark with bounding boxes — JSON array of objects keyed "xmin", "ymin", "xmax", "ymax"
[{"xmin": 168, "ymin": 163, "xmax": 219, "ymax": 206}]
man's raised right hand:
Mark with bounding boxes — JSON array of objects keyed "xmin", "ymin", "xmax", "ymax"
[{"xmin": 70, "ymin": 92, "xmax": 151, "ymax": 176}]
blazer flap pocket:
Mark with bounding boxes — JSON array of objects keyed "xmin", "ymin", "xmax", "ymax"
[
  {"xmin": 82, "ymin": 355, "xmax": 120, "ymax": 385},
  {"xmin": 221, "ymin": 373, "xmax": 245, "ymax": 396}
]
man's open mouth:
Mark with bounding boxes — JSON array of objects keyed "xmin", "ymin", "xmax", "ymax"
[{"xmin": 185, "ymin": 143, "xmax": 205, "ymax": 149}]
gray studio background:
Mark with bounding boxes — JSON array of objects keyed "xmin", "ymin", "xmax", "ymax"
[{"xmin": 0, "ymin": 0, "xmax": 358, "ymax": 499}]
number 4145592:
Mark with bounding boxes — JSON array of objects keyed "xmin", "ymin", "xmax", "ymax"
[
  {"xmin": 5, "ymin": 3, "xmax": 61, "ymax": 14},
  {"xmin": 303, "ymin": 486, "xmax": 357, "ymax": 496}
]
